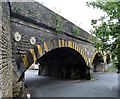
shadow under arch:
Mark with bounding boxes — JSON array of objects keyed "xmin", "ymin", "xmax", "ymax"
[
  {"xmin": 37, "ymin": 47, "xmax": 89, "ymax": 80},
  {"xmin": 92, "ymin": 52, "xmax": 104, "ymax": 72},
  {"xmin": 16, "ymin": 39, "xmax": 89, "ymax": 81}
]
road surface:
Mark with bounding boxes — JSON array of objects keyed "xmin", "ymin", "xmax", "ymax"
[{"xmin": 25, "ymin": 70, "xmax": 119, "ymax": 98}]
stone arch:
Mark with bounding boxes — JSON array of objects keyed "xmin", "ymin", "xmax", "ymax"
[
  {"xmin": 16, "ymin": 38, "xmax": 89, "ymax": 81},
  {"xmin": 90, "ymin": 51, "xmax": 104, "ymax": 72},
  {"xmin": 90, "ymin": 50, "xmax": 99, "ymax": 65}
]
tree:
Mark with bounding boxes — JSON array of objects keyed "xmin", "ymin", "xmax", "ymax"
[{"xmin": 86, "ymin": 1, "xmax": 120, "ymax": 73}]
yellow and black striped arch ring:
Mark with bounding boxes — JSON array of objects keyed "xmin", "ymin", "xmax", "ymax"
[
  {"xmin": 91, "ymin": 52, "xmax": 97, "ymax": 64},
  {"xmin": 53, "ymin": 39, "xmax": 57, "ymax": 49},
  {"xmin": 16, "ymin": 55, "xmax": 25, "ymax": 71},
  {"xmin": 25, "ymin": 50, "xmax": 34, "ymax": 67},
  {"xmin": 82, "ymin": 51, "xmax": 85, "ymax": 58},
  {"xmin": 34, "ymin": 45, "xmax": 41, "ymax": 59},
  {"xmin": 69, "ymin": 41, "xmax": 72, "ymax": 48},
  {"xmin": 68, "ymin": 40, "xmax": 71, "ymax": 48},
  {"xmin": 21, "ymin": 54, "xmax": 30, "ymax": 69},
  {"xmin": 37, "ymin": 44, "xmax": 43, "ymax": 56},
  {"xmin": 76, "ymin": 45, "xmax": 79, "ymax": 51},
  {"xmin": 72, "ymin": 42, "xmax": 74, "ymax": 49},
  {"xmin": 74, "ymin": 43, "xmax": 77, "ymax": 50},
  {"xmin": 29, "ymin": 49, "xmax": 37, "ymax": 62},
  {"xmin": 50, "ymin": 40, "xmax": 53, "ymax": 50},
  {"xmin": 86, "ymin": 58, "xmax": 89, "ymax": 66},
  {"xmin": 64, "ymin": 40, "xmax": 68, "ymax": 47},
  {"xmin": 58, "ymin": 39, "xmax": 62, "ymax": 47},
  {"xmin": 80, "ymin": 49, "xmax": 83, "ymax": 56},
  {"xmin": 43, "ymin": 42, "xmax": 49, "ymax": 52},
  {"xmin": 62, "ymin": 39, "xmax": 65, "ymax": 47}
]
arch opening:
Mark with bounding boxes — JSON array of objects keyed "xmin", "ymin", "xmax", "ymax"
[
  {"xmin": 16, "ymin": 39, "xmax": 90, "ymax": 81},
  {"xmin": 92, "ymin": 53, "xmax": 104, "ymax": 72},
  {"xmin": 37, "ymin": 47, "xmax": 89, "ymax": 80},
  {"xmin": 106, "ymin": 54, "xmax": 111, "ymax": 64}
]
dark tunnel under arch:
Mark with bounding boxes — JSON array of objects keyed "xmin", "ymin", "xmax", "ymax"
[
  {"xmin": 92, "ymin": 53, "xmax": 104, "ymax": 72},
  {"xmin": 16, "ymin": 39, "xmax": 90, "ymax": 81},
  {"xmin": 37, "ymin": 47, "xmax": 90, "ymax": 80}
]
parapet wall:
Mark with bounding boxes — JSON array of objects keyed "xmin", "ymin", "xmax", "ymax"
[{"xmin": 10, "ymin": 2, "xmax": 91, "ymax": 42}]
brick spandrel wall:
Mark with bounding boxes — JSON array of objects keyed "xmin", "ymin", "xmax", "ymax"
[{"xmin": 0, "ymin": 2, "xmax": 13, "ymax": 97}]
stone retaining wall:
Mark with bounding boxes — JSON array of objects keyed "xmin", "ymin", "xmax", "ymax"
[{"xmin": 0, "ymin": 2, "xmax": 13, "ymax": 97}]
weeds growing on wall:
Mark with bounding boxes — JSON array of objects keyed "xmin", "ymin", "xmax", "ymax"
[
  {"xmin": 14, "ymin": 7, "xmax": 22, "ymax": 13},
  {"xmin": 47, "ymin": 12, "xmax": 63, "ymax": 34},
  {"xmin": 72, "ymin": 25, "xmax": 80, "ymax": 36},
  {"xmin": 54, "ymin": 14, "xmax": 63, "ymax": 33}
]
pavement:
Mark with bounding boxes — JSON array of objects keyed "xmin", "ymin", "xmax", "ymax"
[{"xmin": 24, "ymin": 70, "xmax": 119, "ymax": 98}]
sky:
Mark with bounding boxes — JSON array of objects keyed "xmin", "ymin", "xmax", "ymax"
[{"xmin": 35, "ymin": 0, "xmax": 105, "ymax": 33}]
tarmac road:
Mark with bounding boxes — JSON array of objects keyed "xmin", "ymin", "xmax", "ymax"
[{"xmin": 25, "ymin": 70, "xmax": 119, "ymax": 98}]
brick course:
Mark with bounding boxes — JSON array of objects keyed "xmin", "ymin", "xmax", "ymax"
[{"xmin": 0, "ymin": 2, "xmax": 13, "ymax": 97}]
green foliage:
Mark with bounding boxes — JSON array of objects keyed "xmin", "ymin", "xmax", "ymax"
[
  {"xmin": 72, "ymin": 25, "xmax": 80, "ymax": 36},
  {"xmin": 39, "ymin": 38, "xmax": 44, "ymax": 42},
  {"xmin": 106, "ymin": 65, "xmax": 117, "ymax": 72},
  {"xmin": 51, "ymin": 10, "xmax": 63, "ymax": 33},
  {"xmin": 14, "ymin": 7, "xmax": 22, "ymax": 13},
  {"xmin": 47, "ymin": 8, "xmax": 63, "ymax": 33},
  {"xmin": 87, "ymin": 1, "xmax": 120, "ymax": 73},
  {"xmin": 55, "ymin": 15, "xmax": 63, "ymax": 33},
  {"xmin": 28, "ymin": 11, "xmax": 35, "ymax": 16}
]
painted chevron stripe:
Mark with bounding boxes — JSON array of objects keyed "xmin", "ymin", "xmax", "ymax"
[
  {"xmin": 72, "ymin": 42, "xmax": 74, "ymax": 49},
  {"xmin": 62, "ymin": 39, "xmax": 65, "ymax": 47},
  {"xmin": 68, "ymin": 40, "xmax": 71, "ymax": 48},
  {"xmin": 21, "ymin": 54, "xmax": 30, "ymax": 69},
  {"xmin": 58, "ymin": 39, "xmax": 61, "ymax": 47},
  {"xmin": 77, "ymin": 45, "xmax": 79, "ymax": 51},
  {"xmin": 25, "ymin": 50, "xmax": 34, "ymax": 66},
  {"xmin": 29, "ymin": 49, "xmax": 37, "ymax": 62},
  {"xmin": 43, "ymin": 42, "xmax": 48, "ymax": 52},
  {"xmin": 34, "ymin": 45, "xmax": 40, "ymax": 59},
  {"xmin": 37, "ymin": 44, "xmax": 43, "ymax": 56},
  {"xmin": 74, "ymin": 43, "xmax": 77, "ymax": 50},
  {"xmin": 91, "ymin": 51, "xmax": 98, "ymax": 64}
]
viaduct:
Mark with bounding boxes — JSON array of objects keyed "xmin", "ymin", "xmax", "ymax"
[{"xmin": 0, "ymin": 1, "xmax": 105, "ymax": 97}]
